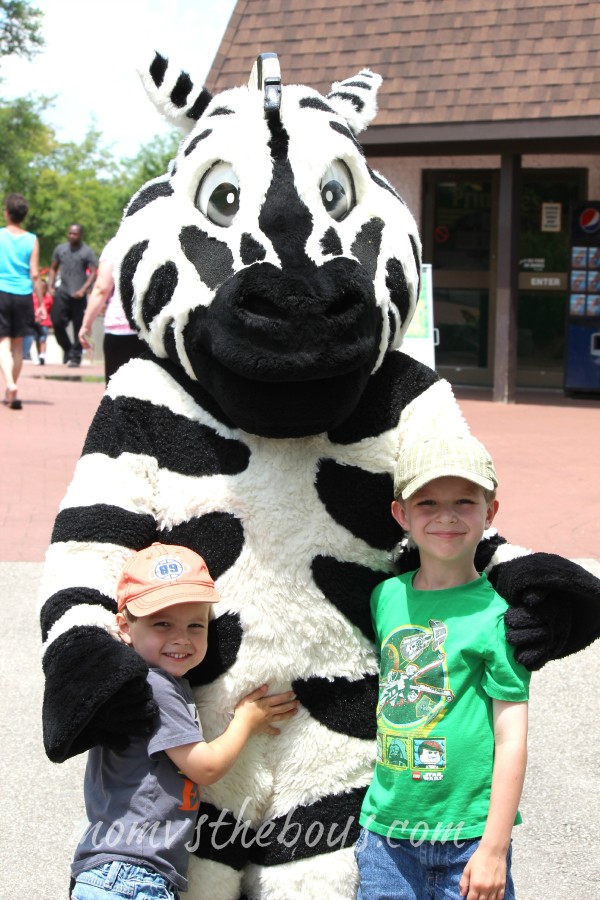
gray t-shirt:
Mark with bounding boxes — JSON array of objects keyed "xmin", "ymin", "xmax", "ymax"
[
  {"xmin": 52, "ymin": 241, "xmax": 97, "ymax": 295},
  {"xmin": 71, "ymin": 668, "xmax": 203, "ymax": 890}
]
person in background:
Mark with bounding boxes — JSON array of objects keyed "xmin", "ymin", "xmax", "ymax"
[
  {"xmin": 21, "ymin": 316, "xmax": 42, "ymax": 364},
  {"xmin": 34, "ymin": 278, "xmax": 53, "ymax": 365},
  {"xmin": 79, "ymin": 236, "xmax": 145, "ymax": 383},
  {"xmin": 0, "ymin": 192, "xmax": 43, "ymax": 410},
  {"xmin": 22, "ymin": 276, "xmax": 53, "ymax": 365},
  {"xmin": 48, "ymin": 223, "xmax": 97, "ymax": 368}
]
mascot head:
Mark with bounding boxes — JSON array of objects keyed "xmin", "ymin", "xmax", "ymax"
[{"xmin": 116, "ymin": 52, "xmax": 421, "ymax": 438}]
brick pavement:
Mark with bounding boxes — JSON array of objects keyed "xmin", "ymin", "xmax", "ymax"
[
  {"xmin": 1, "ymin": 360, "xmax": 599, "ymax": 566},
  {"xmin": 453, "ymin": 386, "xmax": 600, "ymax": 568},
  {"xmin": 2, "ymin": 361, "xmax": 599, "ymax": 900},
  {"xmin": 2, "ymin": 360, "xmax": 105, "ymax": 562}
]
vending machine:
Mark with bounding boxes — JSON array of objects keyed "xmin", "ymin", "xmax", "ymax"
[{"xmin": 565, "ymin": 202, "xmax": 600, "ymax": 394}]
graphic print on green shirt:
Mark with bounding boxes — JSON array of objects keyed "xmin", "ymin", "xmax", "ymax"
[
  {"xmin": 377, "ymin": 619, "xmax": 454, "ymax": 744},
  {"xmin": 360, "ymin": 571, "xmax": 531, "ymax": 842},
  {"xmin": 377, "ymin": 617, "xmax": 454, "ymax": 772}
]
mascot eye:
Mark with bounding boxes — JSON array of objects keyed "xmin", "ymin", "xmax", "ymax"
[
  {"xmin": 320, "ymin": 160, "xmax": 355, "ymax": 221},
  {"xmin": 196, "ymin": 162, "xmax": 240, "ymax": 227}
]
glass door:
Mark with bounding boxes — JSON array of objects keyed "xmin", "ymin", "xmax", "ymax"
[
  {"xmin": 422, "ymin": 168, "xmax": 585, "ymax": 388},
  {"xmin": 422, "ymin": 172, "xmax": 497, "ymax": 386},
  {"xmin": 517, "ymin": 170, "xmax": 585, "ymax": 387}
]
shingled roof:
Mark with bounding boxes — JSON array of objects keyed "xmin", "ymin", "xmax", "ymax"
[{"xmin": 206, "ymin": 0, "xmax": 600, "ymax": 152}]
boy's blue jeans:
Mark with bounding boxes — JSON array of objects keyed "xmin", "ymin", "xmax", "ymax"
[
  {"xmin": 355, "ymin": 827, "xmax": 515, "ymax": 899},
  {"xmin": 71, "ymin": 861, "xmax": 179, "ymax": 900}
]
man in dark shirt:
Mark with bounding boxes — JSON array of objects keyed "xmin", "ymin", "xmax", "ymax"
[{"xmin": 48, "ymin": 224, "xmax": 97, "ymax": 366}]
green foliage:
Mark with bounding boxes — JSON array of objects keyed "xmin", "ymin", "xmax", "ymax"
[
  {"xmin": 111, "ymin": 131, "xmax": 181, "ymax": 226},
  {"xmin": 0, "ymin": 91, "xmax": 180, "ymax": 264},
  {"xmin": 0, "ymin": 0, "xmax": 181, "ymax": 264},
  {"xmin": 0, "ymin": 94, "xmax": 53, "ymax": 195},
  {"xmin": 29, "ymin": 125, "xmax": 125, "ymax": 261},
  {"xmin": 0, "ymin": 0, "xmax": 44, "ymax": 60}
]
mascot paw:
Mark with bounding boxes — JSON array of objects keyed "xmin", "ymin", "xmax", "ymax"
[
  {"xmin": 92, "ymin": 675, "xmax": 159, "ymax": 751},
  {"xmin": 504, "ymin": 601, "xmax": 565, "ymax": 671},
  {"xmin": 43, "ymin": 627, "xmax": 157, "ymax": 762},
  {"xmin": 490, "ymin": 552, "xmax": 600, "ymax": 670}
]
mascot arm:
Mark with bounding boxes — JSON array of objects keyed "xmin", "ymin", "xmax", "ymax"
[
  {"xmin": 395, "ymin": 379, "xmax": 600, "ymax": 671},
  {"xmin": 39, "ymin": 388, "xmax": 161, "ymax": 762},
  {"xmin": 42, "ymin": 626, "xmax": 157, "ymax": 763}
]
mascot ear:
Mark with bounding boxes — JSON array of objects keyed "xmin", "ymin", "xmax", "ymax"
[
  {"xmin": 326, "ymin": 68, "xmax": 383, "ymax": 135},
  {"xmin": 137, "ymin": 50, "xmax": 213, "ymax": 134}
]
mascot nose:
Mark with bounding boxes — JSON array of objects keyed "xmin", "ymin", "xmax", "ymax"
[
  {"xmin": 196, "ymin": 257, "xmax": 379, "ymax": 383},
  {"xmin": 238, "ymin": 271, "xmax": 364, "ymax": 325}
]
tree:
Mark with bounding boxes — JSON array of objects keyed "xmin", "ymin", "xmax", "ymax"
[
  {"xmin": 0, "ymin": 0, "xmax": 44, "ymax": 61},
  {"xmin": 0, "ymin": 94, "xmax": 53, "ymax": 195},
  {"xmin": 28, "ymin": 125, "xmax": 125, "ymax": 261},
  {"xmin": 0, "ymin": 89, "xmax": 181, "ymax": 263},
  {"xmin": 27, "ymin": 125, "xmax": 180, "ymax": 263},
  {"xmin": 113, "ymin": 131, "xmax": 181, "ymax": 213}
]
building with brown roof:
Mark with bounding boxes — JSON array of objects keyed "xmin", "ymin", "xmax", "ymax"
[{"xmin": 207, "ymin": 0, "xmax": 600, "ymax": 397}]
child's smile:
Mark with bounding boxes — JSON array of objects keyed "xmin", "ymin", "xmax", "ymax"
[
  {"xmin": 117, "ymin": 602, "xmax": 211, "ymax": 677},
  {"xmin": 392, "ymin": 476, "xmax": 498, "ymax": 574}
]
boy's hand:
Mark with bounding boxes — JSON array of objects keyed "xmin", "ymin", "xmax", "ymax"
[
  {"xmin": 459, "ymin": 843, "xmax": 507, "ymax": 900},
  {"xmin": 234, "ymin": 684, "xmax": 298, "ymax": 735}
]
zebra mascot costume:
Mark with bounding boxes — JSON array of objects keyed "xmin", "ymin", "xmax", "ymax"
[{"xmin": 40, "ymin": 53, "xmax": 600, "ymax": 898}]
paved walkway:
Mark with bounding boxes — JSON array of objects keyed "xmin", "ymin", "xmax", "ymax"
[
  {"xmin": 1, "ymin": 359, "xmax": 599, "ymax": 899},
  {"xmin": 2, "ymin": 359, "xmax": 106, "ymax": 561},
  {"xmin": 2, "ymin": 360, "xmax": 599, "ymax": 569}
]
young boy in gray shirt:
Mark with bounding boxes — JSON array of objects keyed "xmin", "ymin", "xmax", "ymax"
[{"xmin": 71, "ymin": 542, "xmax": 297, "ymax": 899}]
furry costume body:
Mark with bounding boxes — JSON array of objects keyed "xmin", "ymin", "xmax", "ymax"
[{"xmin": 40, "ymin": 55, "xmax": 600, "ymax": 899}]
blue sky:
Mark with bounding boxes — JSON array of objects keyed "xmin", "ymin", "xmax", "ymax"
[{"xmin": 0, "ymin": 0, "xmax": 237, "ymax": 158}]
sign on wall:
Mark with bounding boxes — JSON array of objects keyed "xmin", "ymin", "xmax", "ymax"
[{"xmin": 541, "ymin": 202, "xmax": 562, "ymax": 233}]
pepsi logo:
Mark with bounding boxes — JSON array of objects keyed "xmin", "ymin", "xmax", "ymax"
[{"xmin": 579, "ymin": 207, "xmax": 600, "ymax": 234}]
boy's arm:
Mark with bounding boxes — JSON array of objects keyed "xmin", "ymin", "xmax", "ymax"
[
  {"xmin": 459, "ymin": 700, "xmax": 528, "ymax": 900},
  {"xmin": 166, "ymin": 685, "xmax": 297, "ymax": 786}
]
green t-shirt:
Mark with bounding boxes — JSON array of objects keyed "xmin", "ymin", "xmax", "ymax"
[{"xmin": 359, "ymin": 571, "xmax": 530, "ymax": 842}]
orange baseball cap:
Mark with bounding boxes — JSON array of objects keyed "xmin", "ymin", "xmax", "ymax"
[{"xmin": 117, "ymin": 542, "xmax": 220, "ymax": 616}]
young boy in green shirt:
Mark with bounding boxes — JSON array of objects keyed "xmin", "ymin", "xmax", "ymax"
[{"xmin": 357, "ymin": 433, "xmax": 530, "ymax": 900}]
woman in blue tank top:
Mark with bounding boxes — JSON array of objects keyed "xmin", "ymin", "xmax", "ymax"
[{"xmin": 0, "ymin": 193, "xmax": 43, "ymax": 410}]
